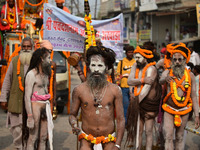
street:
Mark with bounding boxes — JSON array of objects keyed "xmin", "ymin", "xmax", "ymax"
[{"xmin": 0, "ymin": 73, "xmax": 200, "ymax": 150}]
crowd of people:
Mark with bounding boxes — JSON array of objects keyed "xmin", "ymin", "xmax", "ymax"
[{"xmin": 0, "ymin": 0, "xmax": 200, "ymax": 150}]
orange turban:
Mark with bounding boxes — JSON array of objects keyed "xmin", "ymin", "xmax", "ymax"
[
  {"xmin": 170, "ymin": 44, "xmax": 191, "ymax": 63},
  {"xmin": 40, "ymin": 40, "xmax": 53, "ymax": 50},
  {"xmin": 134, "ymin": 46, "xmax": 154, "ymax": 59},
  {"xmin": 55, "ymin": 0, "xmax": 65, "ymax": 3},
  {"xmin": 166, "ymin": 42, "xmax": 186, "ymax": 54}
]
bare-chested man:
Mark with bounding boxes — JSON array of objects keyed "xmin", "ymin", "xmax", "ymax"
[
  {"xmin": 159, "ymin": 45, "xmax": 199, "ymax": 150},
  {"xmin": 126, "ymin": 45, "xmax": 161, "ymax": 150},
  {"xmin": 69, "ymin": 46, "xmax": 125, "ymax": 150},
  {"xmin": 24, "ymin": 47, "xmax": 54, "ymax": 150}
]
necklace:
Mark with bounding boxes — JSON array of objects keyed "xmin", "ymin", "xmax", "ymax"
[{"xmin": 91, "ymin": 83, "xmax": 108, "ymax": 114}]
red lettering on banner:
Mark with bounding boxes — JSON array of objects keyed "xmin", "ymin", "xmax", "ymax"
[
  {"xmin": 102, "ymin": 31, "xmax": 120, "ymax": 41},
  {"xmin": 80, "ymin": 29, "xmax": 85, "ymax": 37},
  {"xmin": 52, "ymin": 18, "xmax": 78, "ymax": 34},
  {"xmin": 46, "ymin": 17, "xmax": 52, "ymax": 30}
]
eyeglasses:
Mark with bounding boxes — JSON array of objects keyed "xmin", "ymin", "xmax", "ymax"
[{"xmin": 173, "ymin": 58, "xmax": 184, "ymax": 62}]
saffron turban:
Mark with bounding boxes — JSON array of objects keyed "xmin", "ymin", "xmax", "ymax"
[
  {"xmin": 55, "ymin": 0, "xmax": 65, "ymax": 3},
  {"xmin": 170, "ymin": 44, "xmax": 191, "ymax": 63},
  {"xmin": 166, "ymin": 42, "xmax": 186, "ymax": 54},
  {"xmin": 134, "ymin": 46, "xmax": 154, "ymax": 59},
  {"xmin": 40, "ymin": 40, "xmax": 53, "ymax": 50}
]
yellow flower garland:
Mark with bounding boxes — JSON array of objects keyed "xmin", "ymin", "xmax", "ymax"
[
  {"xmin": 162, "ymin": 68, "xmax": 192, "ymax": 127},
  {"xmin": 79, "ymin": 133, "xmax": 116, "ymax": 144}
]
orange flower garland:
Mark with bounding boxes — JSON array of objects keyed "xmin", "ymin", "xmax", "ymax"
[
  {"xmin": 134, "ymin": 46, "xmax": 154, "ymax": 59},
  {"xmin": 25, "ymin": 0, "xmax": 44, "ymax": 7},
  {"xmin": 17, "ymin": 58, "xmax": 24, "ymax": 92},
  {"xmin": 169, "ymin": 68, "xmax": 191, "ymax": 107},
  {"xmin": 162, "ymin": 68, "xmax": 193, "ymax": 127},
  {"xmin": 79, "ymin": 133, "xmax": 116, "ymax": 144},
  {"xmin": 134, "ymin": 62, "xmax": 156, "ymax": 96},
  {"xmin": 6, "ymin": 3, "xmax": 16, "ymax": 25},
  {"xmin": 49, "ymin": 51, "xmax": 54, "ymax": 102}
]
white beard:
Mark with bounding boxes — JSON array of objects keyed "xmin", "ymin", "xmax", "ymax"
[{"xmin": 19, "ymin": 50, "xmax": 33, "ymax": 65}]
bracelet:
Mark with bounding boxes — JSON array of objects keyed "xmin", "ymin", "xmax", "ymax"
[
  {"xmin": 28, "ymin": 114, "xmax": 33, "ymax": 117},
  {"xmin": 115, "ymin": 144, "xmax": 120, "ymax": 149}
]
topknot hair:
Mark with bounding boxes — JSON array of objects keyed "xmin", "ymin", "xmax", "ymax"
[{"xmin": 86, "ymin": 46, "xmax": 116, "ymax": 70}]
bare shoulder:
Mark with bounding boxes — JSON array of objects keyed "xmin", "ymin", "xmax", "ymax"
[
  {"xmin": 108, "ymin": 82, "xmax": 122, "ymax": 94},
  {"xmin": 72, "ymin": 82, "xmax": 87, "ymax": 94},
  {"xmin": 26, "ymin": 69, "xmax": 37, "ymax": 79},
  {"xmin": 147, "ymin": 65, "xmax": 157, "ymax": 73}
]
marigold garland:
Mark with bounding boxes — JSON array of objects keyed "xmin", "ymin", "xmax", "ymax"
[
  {"xmin": 134, "ymin": 46, "xmax": 154, "ymax": 59},
  {"xmin": 169, "ymin": 68, "xmax": 191, "ymax": 107},
  {"xmin": 134, "ymin": 62, "xmax": 156, "ymax": 96},
  {"xmin": 17, "ymin": 57, "xmax": 24, "ymax": 92},
  {"xmin": 6, "ymin": 3, "xmax": 16, "ymax": 25},
  {"xmin": 162, "ymin": 68, "xmax": 193, "ymax": 127},
  {"xmin": 79, "ymin": 133, "xmax": 116, "ymax": 144},
  {"xmin": 25, "ymin": 0, "xmax": 44, "ymax": 7}
]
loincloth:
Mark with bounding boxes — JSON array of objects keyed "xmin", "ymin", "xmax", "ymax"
[
  {"xmin": 139, "ymin": 96, "xmax": 160, "ymax": 121},
  {"xmin": 79, "ymin": 130, "xmax": 116, "ymax": 150},
  {"xmin": 162, "ymin": 104, "xmax": 192, "ymax": 127},
  {"xmin": 30, "ymin": 91, "xmax": 54, "ymax": 150},
  {"xmin": 31, "ymin": 91, "xmax": 51, "ymax": 102}
]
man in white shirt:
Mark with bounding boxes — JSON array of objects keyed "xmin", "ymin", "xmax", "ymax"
[{"xmin": 189, "ymin": 46, "xmax": 200, "ymax": 66}]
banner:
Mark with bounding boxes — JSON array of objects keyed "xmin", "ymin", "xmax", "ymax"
[{"xmin": 43, "ymin": 3, "xmax": 124, "ymax": 59}]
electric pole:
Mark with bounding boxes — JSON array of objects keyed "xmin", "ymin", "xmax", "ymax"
[{"xmin": 94, "ymin": 0, "xmax": 97, "ymax": 19}]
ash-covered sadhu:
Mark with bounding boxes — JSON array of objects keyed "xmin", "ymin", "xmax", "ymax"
[
  {"xmin": 159, "ymin": 44, "xmax": 199, "ymax": 149},
  {"xmin": 69, "ymin": 46, "xmax": 125, "ymax": 150},
  {"xmin": 126, "ymin": 44, "xmax": 161, "ymax": 149}
]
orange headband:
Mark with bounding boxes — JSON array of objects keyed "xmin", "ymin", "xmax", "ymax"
[{"xmin": 134, "ymin": 46, "xmax": 154, "ymax": 59}]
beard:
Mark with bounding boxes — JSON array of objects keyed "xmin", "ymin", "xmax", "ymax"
[
  {"xmin": 87, "ymin": 72, "xmax": 107, "ymax": 90},
  {"xmin": 171, "ymin": 62, "xmax": 186, "ymax": 78},
  {"xmin": 136, "ymin": 61, "xmax": 146, "ymax": 69},
  {"xmin": 19, "ymin": 50, "xmax": 33, "ymax": 65},
  {"xmin": 42, "ymin": 61, "xmax": 52, "ymax": 76}
]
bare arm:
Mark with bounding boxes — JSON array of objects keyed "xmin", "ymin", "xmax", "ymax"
[
  {"xmin": 69, "ymin": 86, "xmax": 81, "ymax": 134},
  {"xmin": 24, "ymin": 71, "xmax": 35, "ymax": 115},
  {"xmin": 159, "ymin": 69, "xmax": 169, "ymax": 85},
  {"xmin": 191, "ymin": 72, "xmax": 199, "ymax": 117},
  {"xmin": 190, "ymin": 72, "xmax": 200, "ymax": 129},
  {"xmin": 156, "ymin": 59, "xmax": 164, "ymax": 69},
  {"xmin": 114, "ymin": 85, "xmax": 125, "ymax": 146},
  {"xmin": 138, "ymin": 66, "xmax": 157, "ymax": 102},
  {"xmin": 128, "ymin": 63, "xmax": 142, "ymax": 86}
]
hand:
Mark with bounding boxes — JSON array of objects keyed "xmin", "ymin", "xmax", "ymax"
[
  {"xmin": 166, "ymin": 75, "xmax": 175, "ymax": 83},
  {"xmin": 195, "ymin": 116, "xmax": 200, "ymax": 129},
  {"xmin": 27, "ymin": 116, "xmax": 34, "ymax": 129},
  {"xmin": 143, "ymin": 77, "xmax": 154, "ymax": 85},
  {"xmin": 72, "ymin": 123, "xmax": 81, "ymax": 135},
  {"xmin": 1, "ymin": 102, "xmax": 8, "ymax": 110}
]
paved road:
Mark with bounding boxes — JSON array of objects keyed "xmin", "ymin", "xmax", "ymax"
[{"xmin": 0, "ymin": 73, "xmax": 200, "ymax": 150}]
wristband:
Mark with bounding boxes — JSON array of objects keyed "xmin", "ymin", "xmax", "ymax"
[
  {"xmin": 28, "ymin": 114, "xmax": 33, "ymax": 117},
  {"xmin": 115, "ymin": 144, "xmax": 120, "ymax": 149}
]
